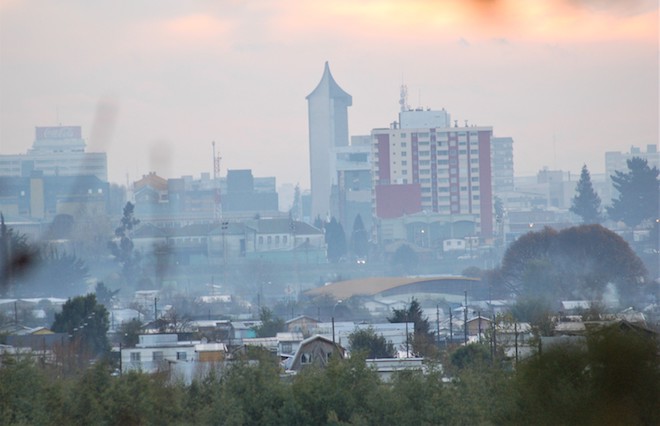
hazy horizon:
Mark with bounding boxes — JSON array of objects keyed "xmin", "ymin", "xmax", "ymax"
[{"xmin": 1, "ymin": 0, "xmax": 657, "ymax": 187}]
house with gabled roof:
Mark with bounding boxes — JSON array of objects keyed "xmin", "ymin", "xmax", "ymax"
[{"xmin": 285, "ymin": 335, "xmax": 345, "ymax": 372}]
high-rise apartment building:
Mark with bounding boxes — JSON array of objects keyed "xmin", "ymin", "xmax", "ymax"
[
  {"xmin": 490, "ymin": 136, "xmax": 514, "ymax": 196},
  {"xmin": 0, "ymin": 126, "xmax": 108, "ymax": 181},
  {"xmin": 306, "ymin": 62, "xmax": 352, "ymax": 220},
  {"xmin": 371, "ymin": 110, "xmax": 494, "ymax": 238}
]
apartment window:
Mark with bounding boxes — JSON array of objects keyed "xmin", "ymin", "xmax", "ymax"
[
  {"xmin": 401, "ymin": 151, "xmax": 407, "ymax": 156},
  {"xmin": 258, "ymin": 236, "xmax": 263, "ymax": 245},
  {"xmin": 438, "ymin": 160, "xmax": 448, "ymax": 165},
  {"xmin": 267, "ymin": 236, "xmax": 272, "ymax": 245},
  {"xmin": 153, "ymin": 351, "xmax": 164, "ymax": 362},
  {"xmin": 459, "ymin": 150, "xmax": 467, "ymax": 155},
  {"xmin": 470, "ymin": 159, "xmax": 479, "ymax": 164},
  {"xmin": 275, "ymin": 235, "xmax": 280, "ymax": 245},
  {"xmin": 470, "ymin": 149, "xmax": 478, "ymax": 154},
  {"xmin": 402, "ymin": 170, "xmax": 408, "ymax": 175},
  {"xmin": 420, "ymin": 160, "xmax": 430, "ymax": 166},
  {"xmin": 130, "ymin": 352, "xmax": 141, "ymax": 362},
  {"xmin": 439, "ymin": 187, "xmax": 449, "ymax": 193},
  {"xmin": 472, "ymin": 186, "xmax": 480, "ymax": 191},
  {"xmin": 419, "ymin": 151, "xmax": 430, "ymax": 156},
  {"xmin": 471, "ymin": 168, "xmax": 479, "ymax": 173},
  {"xmin": 401, "ymin": 161, "xmax": 407, "ymax": 166},
  {"xmin": 283, "ymin": 236, "xmax": 288, "ymax": 244},
  {"xmin": 177, "ymin": 352, "xmax": 187, "ymax": 361},
  {"xmin": 473, "ymin": 195, "xmax": 480, "ymax": 200},
  {"xmin": 438, "ymin": 150, "xmax": 448, "ymax": 156},
  {"xmin": 471, "ymin": 177, "xmax": 479, "ymax": 182},
  {"xmin": 401, "ymin": 133, "xmax": 407, "ymax": 138},
  {"xmin": 461, "ymin": 186, "xmax": 468, "ymax": 191}
]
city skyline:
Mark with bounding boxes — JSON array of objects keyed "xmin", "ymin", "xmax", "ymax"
[{"xmin": 0, "ymin": 1, "xmax": 657, "ymax": 187}]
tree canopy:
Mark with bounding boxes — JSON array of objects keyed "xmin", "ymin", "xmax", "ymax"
[
  {"xmin": 607, "ymin": 157, "xmax": 659, "ymax": 228},
  {"xmin": 348, "ymin": 327, "xmax": 396, "ymax": 358},
  {"xmin": 51, "ymin": 294, "xmax": 110, "ymax": 356},
  {"xmin": 499, "ymin": 224, "xmax": 647, "ymax": 303},
  {"xmin": 570, "ymin": 164, "xmax": 602, "ymax": 224}
]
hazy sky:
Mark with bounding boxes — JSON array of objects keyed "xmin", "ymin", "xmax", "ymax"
[{"xmin": 1, "ymin": 0, "xmax": 657, "ymax": 187}]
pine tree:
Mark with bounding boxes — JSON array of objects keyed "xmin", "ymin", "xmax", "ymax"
[
  {"xmin": 350, "ymin": 214, "xmax": 368, "ymax": 259},
  {"xmin": 607, "ymin": 157, "xmax": 660, "ymax": 228},
  {"xmin": 570, "ymin": 164, "xmax": 602, "ymax": 224}
]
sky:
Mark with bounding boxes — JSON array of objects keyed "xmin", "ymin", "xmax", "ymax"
[{"xmin": 0, "ymin": 0, "xmax": 657, "ymax": 188}]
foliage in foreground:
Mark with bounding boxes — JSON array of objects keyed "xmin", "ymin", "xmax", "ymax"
[{"xmin": 0, "ymin": 326, "xmax": 657, "ymax": 425}]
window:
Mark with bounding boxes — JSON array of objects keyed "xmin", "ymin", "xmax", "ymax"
[
  {"xmin": 283, "ymin": 235, "xmax": 288, "ymax": 244},
  {"xmin": 401, "ymin": 160, "xmax": 407, "ymax": 166},
  {"xmin": 267, "ymin": 236, "xmax": 272, "ymax": 245},
  {"xmin": 130, "ymin": 352, "xmax": 141, "ymax": 362},
  {"xmin": 459, "ymin": 150, "xmax": 467, "ymax": 155},
  {"xmin": 258, "ymin": 236, "xmax": 263, "ymax": 245},
  {"xmin": 471, "ymin": 177, "xmax": 479, "ymax": 182},
  {"xmin": 419, "ymin": 151, "xmax": 430, "ymax": 156},
  {"xmin": 471, "ymin": 168, "xmax": 479, "ymax": 173},
  {"xmin": 177, "ymin": 352, "xmax": 187, "ymax": 361},
  {"xmin": 401, "ymin": 170, "xmax": 408, "ymax": 175},
  {"xmin": 460, "ymin": 186, "xmax": 467, "ymax": 191},
  {"xmin": 153, "ymin": 351, "xmax": 164, "ymax": 362},
  {"xmin": 275, "ymin": 235, "xmax": 280, "ymax": 245},
  {"xmin": 438, "ymin": 150, "xmax": 448, "ymax": 155},
  {"xmin": 400, "ymin": 133, "xmax": 407, "ymax": 138},
  {"xmin": 473, "ymin": 195, "xmax": 480, "ymax": 200},
  {"xmin": 470, "ymin": 149, "xmax": 478, "ymax": 154},
  {"xmin": 401, "ymin": 151, "xmax": 407, "ymax": 156},
  {"xmin": 281, "ymin": 343, "xmax": 293, "ymax": 354},
  {"xmin": 472, "ymin": 186, "xmax": 480, "ymax": 191},
  {"xmin": 301, "ymin": 353, "xmax": 312, "ymax": 364},
  {"xmin": 470, "ymin": 159, "xmax": 479, "ymax": 164}
]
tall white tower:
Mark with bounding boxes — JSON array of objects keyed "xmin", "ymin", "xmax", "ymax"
[{"xmin": 306, "ymin": 62, "xmax": 352, "ymax": 221}]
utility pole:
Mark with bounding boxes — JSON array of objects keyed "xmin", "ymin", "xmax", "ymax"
[
  {"xmin": 449, "ymin": 308, "xmax": 453, "ymax": 346},
  {"xmin": 464, "ymin": 290, "xmax": 468, "ymax": 344},
  {"xmin": 154, "ymin": 297, "xmax": 158, "ymax": 321},
  {"xmin": 436, "ymin": 304, "xmax": 440, "ymax": 348}
]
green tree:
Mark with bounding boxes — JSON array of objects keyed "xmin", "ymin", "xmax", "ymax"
[
  {"xmin": 607, "ymin": 157, "xmax": 660, "ymax": 228},
  {"xmin": 324, "ymin": 217, "xmax": 347, "ymax": 263},
  {"xmin": 94, "ymin": 281, "xmax": 119, "ymax": 307},
  {"xmin": 388, "ymin": 298, "xmax": 434, "ymax": 356},
  {"xmin": 348, "ymin": 327, "xmax": 396, "ymax": 358},
  {"xmin": 500, "ymin": 224, "xmax": 647, "ymax": 302},
  {"xmin": 253, "ymin": 307, "xmax": 285, "ymax": 338},
  {"xmin": 118, "ymin": 318, "xmax": 142, "ymax": 347},
  {"xmin": 52, "ymin": 294, "xmax": 110, "ymax": 356},
  {"xmin": 570, "ymin": 164, "xmax": 602, "ymax": 223},
  {"xmin": 108, "ymin": 201, "xmax": 141, "ymax": 286},
  {"xmin": 350, "ymin": 214, "xmax": 369, "ymax": 259},
  {"xmin": 450, "ymin": 343, "xmax": 491, "ymax": 370}
]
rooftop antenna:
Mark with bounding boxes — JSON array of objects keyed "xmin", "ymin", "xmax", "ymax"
[
  {"xmin": 399, "ymin": 84, "xmax": 409, "ymax": 112},
  {"xmin": 212, "ymin": 141, "xmax": 222, "ymax": 180}
]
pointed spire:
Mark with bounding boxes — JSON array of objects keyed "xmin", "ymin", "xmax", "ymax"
[{"xmin": 306, "ymin": 62, "xmax": 352, "ymax": 104}]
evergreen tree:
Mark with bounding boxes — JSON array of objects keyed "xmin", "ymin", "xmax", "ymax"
[
  {"xmin": 388, "ymin": 298, "xmax": 434, "ymax": 356},
  {"xmin": 607, "ymin": 157, "xmax": 660, "ymax": 228},
  {"xmin": 570, "ymin": 164, "xmax": 602, "ymax": 223},
  {"xmin": 350, "ymin": 214, "xmax": 369, "ymax": 259},
  {"xmin": 52, "ymin": 294, "xmax": 110, "ymax": 356},
  {"xmin": 324, "ymin": 217, "xmax": 347, "ymax": 263},
  {"xmin": 108, "ymin": 202, "xmax": 141, "ymax": 286}
]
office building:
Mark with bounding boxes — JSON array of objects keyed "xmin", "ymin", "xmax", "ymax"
[{"xmin": 306, "ymin": 62, "xmax": 352, "ymax": 221}]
